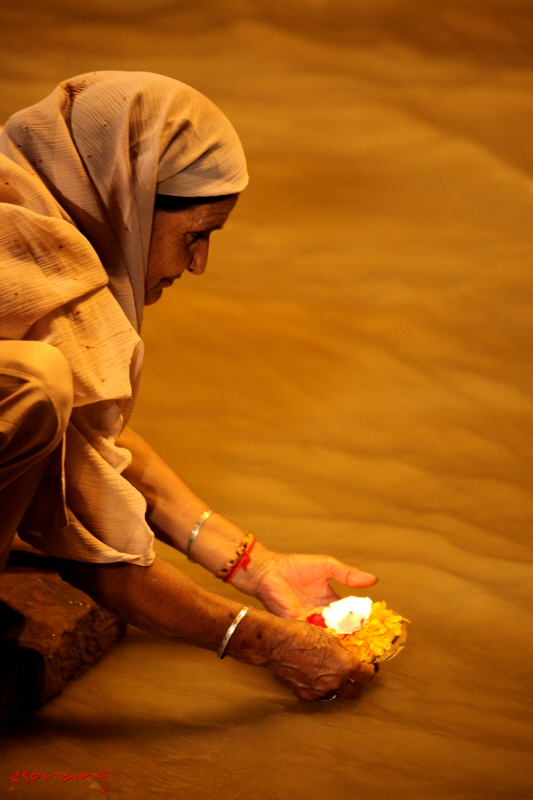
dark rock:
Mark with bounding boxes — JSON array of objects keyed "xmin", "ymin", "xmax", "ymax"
[{"xmin": 0, "ymin": 556, "xmax": 125, "ymax": 724}]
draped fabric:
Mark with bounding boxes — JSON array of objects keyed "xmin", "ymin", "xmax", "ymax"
[{"xmin": 0, "ymin": 71, "xmax": 248, "ymax": 565}]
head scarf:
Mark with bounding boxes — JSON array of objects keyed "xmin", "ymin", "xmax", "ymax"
[{"xmin": 0, "ymin": 70, "xmax": 248, "ymax": 330}]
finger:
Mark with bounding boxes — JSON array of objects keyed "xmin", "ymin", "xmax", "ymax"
[
  {"xmin": 282, "ymin": 675, "xmax": 328, "ymax": 702},
  {"xmin": 328, "ymin": 560, "xmax": 377, "ymax": 588},
  {"xmin": 338, "ymin": 678, "xmax": 361, "ymax": 701},
  {"xmin": 352, "ymin": 661, "xmax": 378, "ymax": 685},
  {"xmin": 293, "ymin": 685, "xmax": 326, "ymax": 701}
]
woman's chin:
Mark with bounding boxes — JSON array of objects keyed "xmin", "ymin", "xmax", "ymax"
[{"xmin": 144, "ymin": 287, "xmax": 164, "ymax": 306}]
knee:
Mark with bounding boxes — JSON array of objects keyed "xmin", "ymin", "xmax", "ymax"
[
  {"xmin": 0, "ymin": 341, "xmax": 73, "ymax": 448},
  {"xmin": 22, "ymin": 342, "xmax": 73, "ymax": 427}
]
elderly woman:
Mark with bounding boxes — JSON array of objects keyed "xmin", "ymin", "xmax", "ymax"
[{"xmin": 0, "ymin": 71, "xmax": 377, "ymax": 701}]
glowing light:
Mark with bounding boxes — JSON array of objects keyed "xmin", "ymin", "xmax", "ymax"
[{"xmin": 321, "ymin": 596, "xmax": 373, "ymax": 633}]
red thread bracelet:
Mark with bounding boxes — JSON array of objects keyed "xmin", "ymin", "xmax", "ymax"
[
  {"xmin": 216, "ymin": 534, "xmax": 256, "ymax": 583},
  {"xmin": 222, "ymin": 538, "xmax": 256, "ymax": 583}
]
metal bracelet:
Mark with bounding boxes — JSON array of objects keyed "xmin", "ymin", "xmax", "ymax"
[
  {"xmin": 186, "ymin": 510, "xmax": 214, "ymax": 562},
  {"xmin": 217, "ymin": 606, "xmax": 251, "ymax": 659}
]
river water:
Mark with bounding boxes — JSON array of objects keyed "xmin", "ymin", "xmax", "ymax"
[{"xmin": 0, "ymin": 2, "xmax": 532, "ymax": 798}]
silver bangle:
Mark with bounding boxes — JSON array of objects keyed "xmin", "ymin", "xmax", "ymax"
[
  {"xmin": 217, "ymin": 606, "xmax": 251, "ymax": 659},
  {"xmin": 186, "ymin": 510, "xmax": 214, "ymax": 562}
]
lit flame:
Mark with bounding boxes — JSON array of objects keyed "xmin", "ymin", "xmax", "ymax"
[{"xmin": 322, "ymin": 596, "xmax": 373, "ymax": 633}]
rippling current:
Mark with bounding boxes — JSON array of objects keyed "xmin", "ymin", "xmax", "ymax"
[{"xmin": 0, "ymin": 2, "xmax": 532, "ymax": 798}]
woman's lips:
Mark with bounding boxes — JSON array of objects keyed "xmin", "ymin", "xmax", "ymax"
[{"xmin": 158, "ymin": 277, "xmax": 175, "ymax": 288}]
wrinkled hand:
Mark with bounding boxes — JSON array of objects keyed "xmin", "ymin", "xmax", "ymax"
[
  {"xmin": 248, "ymin": 551, "xmax": 377, "ymax": 619},
  {"xmin": 265, "ymin": 617, "xmax": 376, "ymax": 701}
]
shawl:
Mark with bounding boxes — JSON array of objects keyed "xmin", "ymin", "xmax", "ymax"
[{"xmin": 0, "ymin": 71, "xmax": 248, "ymax": 565}]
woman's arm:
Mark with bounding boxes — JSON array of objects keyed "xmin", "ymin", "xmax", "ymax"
[
  {"xmin": 57, "ymin": 555, "xmax": 376, "ymax": 701},
  {"xmin": 116, "ymin": 426, "xmax": 272, "ymax": 590},
  {"xmin": 117, "ymin": 426, "xmax": 377, "ymax": 618}
]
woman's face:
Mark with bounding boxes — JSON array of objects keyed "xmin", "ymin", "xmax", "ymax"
[{"xmin": 144, "ymin": 195, "xmax": 238, "ymax": 305}]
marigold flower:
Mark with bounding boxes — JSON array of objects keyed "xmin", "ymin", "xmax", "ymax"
[{"xmin": 306, "ymin": 600, "xmax": 409, "ymax": 663}]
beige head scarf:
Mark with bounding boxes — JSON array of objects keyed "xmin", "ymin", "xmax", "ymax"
[
  {"xmin": 0, "ymin": 70, "xmax": 248, "ymax": 331},
  {"xmin": 0, "ymin": 72, "xmax": 248, "ymax": 565}
]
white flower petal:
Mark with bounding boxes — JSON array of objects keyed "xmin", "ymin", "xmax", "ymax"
[{"xmin": 322, "ymin": 596, "xmax": 373, "ymax": 633}]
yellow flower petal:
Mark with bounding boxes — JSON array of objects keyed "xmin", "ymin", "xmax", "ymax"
[{"xmin": 336, "ymin": 601, "xmax": 409, "ymax": 662}]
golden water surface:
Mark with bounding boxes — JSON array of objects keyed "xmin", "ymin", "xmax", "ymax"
[{"xmin": 0, "ymin": 2, "xmax": 532, "ymax": 798}]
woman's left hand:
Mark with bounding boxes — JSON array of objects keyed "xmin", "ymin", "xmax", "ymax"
[{"xmin": 235, "ymin": 550, "xmax": 377, "ymax": 619}]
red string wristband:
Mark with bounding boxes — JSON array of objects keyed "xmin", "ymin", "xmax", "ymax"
[
  {"xmin": 222, "ymin": 538, "xmax": 256, "ymax": 583},
  {"xmin": 216, "ymin": 533, "xmax": 256, "ymax": 583}
]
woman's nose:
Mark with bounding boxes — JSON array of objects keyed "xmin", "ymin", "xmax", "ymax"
[{"xmin": 189, "ymin": 239, "xmax": 209, "ymax": 275}]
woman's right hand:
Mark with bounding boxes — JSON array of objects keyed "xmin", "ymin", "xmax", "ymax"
[{"xmin": 229, "ymin": 612, "xmax": 376, "ymax": 701}]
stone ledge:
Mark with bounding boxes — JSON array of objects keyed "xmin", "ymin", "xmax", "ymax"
[{"xmin": 0, "ymin": 558, "xmax": 125, "ymax": 724}]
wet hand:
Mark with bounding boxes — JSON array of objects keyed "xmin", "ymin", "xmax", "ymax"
[{"xmin": 265, "ymin": 618, "xmax": 376, "ymax": 701}]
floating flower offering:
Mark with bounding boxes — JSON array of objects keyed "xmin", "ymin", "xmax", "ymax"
[{"xmin": 306, "ymin": 597, "xmax": 409, "ymax": 663}]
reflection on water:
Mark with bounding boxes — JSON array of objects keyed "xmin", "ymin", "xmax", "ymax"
[{"xmin": 1, "ymin": 2, "xmax": 532, "ymax": 799}]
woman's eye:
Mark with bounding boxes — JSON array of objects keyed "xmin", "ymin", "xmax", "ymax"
[{"xmin": 188, "ymin": 232, "xmax": 202, "ymax": 244}]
